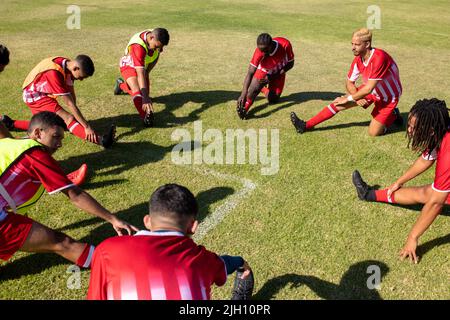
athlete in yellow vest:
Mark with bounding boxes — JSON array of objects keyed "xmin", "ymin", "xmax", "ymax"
[
  {"xmin": 0, "ymin": 112, "xmax": 138, "ymax": 267},
  {"xmin": 2, "ymin": 55, "xmax": 116, "ymax": 148},
  {"xmin": 115, "ymin": 28, "xmax": 170, "ymax": 127}
]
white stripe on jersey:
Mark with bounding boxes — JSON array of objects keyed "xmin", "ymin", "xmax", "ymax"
[
  {"xmin": 176, "ymin": 269, "xmax": 193, "ymax": 300},
  {"xmin": 120, "ymin": 272, "xmax": 138, "ymax": 300},
  {"xmin": 149, "ymin": 269, "xmax": 167, "ymax": 300}
]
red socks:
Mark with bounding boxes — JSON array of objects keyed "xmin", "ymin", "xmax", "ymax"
[
  {"xmin": 306, "ymin": 103, "xmax": 339, "ymax": 129},
  {"xmin": 76, "ymin": 244, "xmax": 95, "ymax": 268},
  {"xmin": 244, "ymin": 98, "xmax": 253, "ymax": 112},
  {"xmin": 13, "ymin": 120, "xmax": 30, "ymax": 131},
  {"xmin": 132, "ymin": 92, "xmax": 146, "ymax": 119},
  {"xmin": 67, "ymin": 120, "xmax": 101, "ymax": 144},
  {"xmin": 261, "ymin": 87, "xmax": 269, "ymax": 97},
  {"xmin": 374, "ymin": 189, "xmax": 396, "ymax": 203},
  {"xmin": 119, "ymin": 82, "xmax": 132, "ymax": 95}
]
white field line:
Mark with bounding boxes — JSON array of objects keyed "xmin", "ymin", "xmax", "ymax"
[{"xmin": 192, "ymin": 167, "xmax": 257, "ymax": 241}]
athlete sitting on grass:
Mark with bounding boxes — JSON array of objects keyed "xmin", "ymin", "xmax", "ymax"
[
  {"xmin": 88, "ymin": 183, "xmax": 254, "ymax": 300},
  {"xmin": 353, "ymin": 98, "xmax": 449, "ymax": 263}
]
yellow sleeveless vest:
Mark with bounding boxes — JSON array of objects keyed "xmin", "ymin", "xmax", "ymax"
[
  {"xmin": 125, "ymin": 30, "xmax": 159, "ymax": 69},
  {"xmin": 0, "ymin": 138, "xmax": 46, "ymax": 214},
  {"xmin": 22, "ymin": 57, "xmax": 67, "ymax": 99}
]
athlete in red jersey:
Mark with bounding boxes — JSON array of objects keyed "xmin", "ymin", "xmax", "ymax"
[
  {"xmin": 88, "ymin": 184, "xmax": 253, "ymax": 300},
  {"xmin": 352, "ymin": 99, "xmax": 450, "ymax": 263},
  {"xmin": 0, "ymin": 112, "xmax": 137, "ymax": 267},
  {"xmin": 114, "ymin": 28, "xmax": 170, "ymax": 127},
  {"xmin": 2, "ymin": 55, "xmax": 116, "ymax": 148},
  {"xmin": 237, "ymin": 33, "xmax": 295, "ymax": 119},
  {"xmin": 291, "ymin": 28, "xmax": 403, "ymax": 136}
]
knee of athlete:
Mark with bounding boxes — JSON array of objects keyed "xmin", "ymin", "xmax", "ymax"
[
  {"xmin": 52, "ymin": 231, "xmax": 76, "ymax": 252},
  {"xmin": 267, "ymin": 93, "xmax": 280, "ymax": 104}
]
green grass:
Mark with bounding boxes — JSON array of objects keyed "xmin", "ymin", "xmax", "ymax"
[{"xmin": 0, "ymin": 0, "xmax": 449, "ymax": 300}]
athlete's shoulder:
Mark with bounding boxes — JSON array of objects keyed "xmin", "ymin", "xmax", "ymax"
[{"xmin": 274, "ymin": 37, "xmax": 291, "ymax": 46}]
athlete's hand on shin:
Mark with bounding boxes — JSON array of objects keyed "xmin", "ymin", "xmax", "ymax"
[
  {"xmin": 237, "ymin": 94, "xmax": 246, "ymax": 108},
  {"xmin": 399, "ymin": 236, "xmax": 419, "ymax": 264},
  {"xmin": 356, "ymin": 99, "xmax": 369, "ymax": 107},
  {"xmin": 84, "ymin": 126, "xmax": 98, "ymax": 144},
  {"xmin": 240, "ymin": 261, "xmax": 252, "ymax": 279},
  {"xmin": 142, "ymin": 98, "xmax": 154, "ymax": 114},
  {"xmin": 387, "ymin": 182, "xmax": 402, "ymax": 197}
]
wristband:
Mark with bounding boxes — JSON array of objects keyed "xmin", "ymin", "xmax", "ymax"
[{"xmin": 347, "ymin": 95, "xmax": 354, "ymax": 102}]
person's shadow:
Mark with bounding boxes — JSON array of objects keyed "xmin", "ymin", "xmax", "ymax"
[
  {"xmin": 89, "ymin": 90, "xmax": 240, "ymax": 139},
  {"xmin": 253, "ymin": 260, "xmax": 389, "ymax": 300},
  {"xmin": 58, "ymin": 140, "xmax": 176, "ymax": 189},
  {"xmin": 0, "ymin": 186, "xmax": 236, "ymax": 282}
]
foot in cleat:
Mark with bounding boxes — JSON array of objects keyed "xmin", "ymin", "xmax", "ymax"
[
  {"xmin": 290, "ymin": 112, "xmax": 307, "ymax": 134},
  {"xmin": 0, "ymin": 114, "xmax": 14, "ymax": 130},
  {"xmin": 143, "ymin": 111, "xmax": 154, "ymax": 127},
  {"xmin": 393, "ymin": 108, "xmax": 403, "ymax": 126},
  {"xmin": 352, "ymin": 170, "xmax": 372, "ymax": 201},
  {"xmin": 113, "ymin": 78, "xmax": 124, "ymax": 95},
  {"xmin": 101, "ymin": 125, "xmax": 116, "ymax": 148},
  {"xmin": 236, "ymin": 103, "xmax": 247, "ymax": 120},
  {"xmin": 230, "ymin": 267, "xmax": 254, "ymax": 300},
  {"xmin": 67, "ymin": 163, "xmax": 88, "ymax": 186}
]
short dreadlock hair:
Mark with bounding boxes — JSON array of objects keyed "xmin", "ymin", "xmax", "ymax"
[
  {"xmin": 407, "ymin": 98, "xmax": 449, "ymax": 153},
  {"xmin": 257, "ymin": 33, "xmax": 272, "ymax": 47}
]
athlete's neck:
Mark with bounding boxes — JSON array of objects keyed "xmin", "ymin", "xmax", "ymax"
[{"xmin": 362, "ymin": 48, "xmax": 373, "ymax": 62}]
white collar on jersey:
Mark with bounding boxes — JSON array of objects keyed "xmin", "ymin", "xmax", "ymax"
[
  {"xmin": 362, "ymin": 48, "xmax": 375, "ymax": 67},
  {"xmin": 134, "ymin": 230, "xmax": 185, "ymax": 237},
  {"xmin": 269, "ymin": 40, "xmax": 279, "ymax": 56}
]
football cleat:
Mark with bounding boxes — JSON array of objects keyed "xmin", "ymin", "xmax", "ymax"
[
  {"xmin": 143, "ymin": 111, "xmax": 154, "ymax": 127},
  {"xmin": 0, "ymin": 114, "xmax": 14, "ymax": 130},
  {"xmin": 67, "ymin": 163, "xmax": 88, "ymax": 186},
  {"xmin": 101, "ymin": 125, "xmax": 116, "ymax": 148},
  {"xmin": 352, "ymin": 170, "xmax": 370, "ymax": 201},
  {"xmin": 114, "ymin": 78, "xmax": 124, "ymax": 95},
  {"xmin": 230, "ymin": 267, "xmax": 254, "ymax": 300},
  {"xmin": 290, "ymin": 112, "xmax": 307, "ymax": 134},
  {"xmin": 393, "ymin": 108, "xmax": 403, "ymax": 126},
  {"xmin": 236, "ymin": 103, "xmax": 247, "ymax": 120}
]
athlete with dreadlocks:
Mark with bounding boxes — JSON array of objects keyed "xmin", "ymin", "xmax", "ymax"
[
  {"xmin": 236, "ymin": 33, "xmax": 295, "ymax": 119},
  {"xmin": 352, "ymin": 98, "xmax": 450, "ymax": 263}
]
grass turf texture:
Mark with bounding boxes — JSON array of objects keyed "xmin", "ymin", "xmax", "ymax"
[{"xmin": 0, "ymin": 0, "xmax": 449, "ymax": 299}]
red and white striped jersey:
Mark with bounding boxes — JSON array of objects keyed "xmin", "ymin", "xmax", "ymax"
[
  {"xmin": 347, "ymin": 48, "xmax": 402, "ymax": 103},
  {"xmin": 22, "ymin": 57, "xmax": 74, "ymax": 104},
  {"xmin": 87, "ymin": 230, "xmax": 227, "ymax": 300}
]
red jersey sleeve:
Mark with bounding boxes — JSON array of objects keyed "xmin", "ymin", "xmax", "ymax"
[
  {"xmin": 87, "ymin": 246, "xmax": 108, "ymax": 300},
  {"xmin": 433, "ymin": 133, "xmax": 450, "ymax": 192},
  {"xmin": 250, "ymin": 48, "xmax": 264, "ymax": 68},
  {"xmin": 129, "ymin": 44, "xmax": 147, "ymax": 68},
  {"xmin": 347, "ymin": 58, "xmax": 360, "ymax": 82},
  {"xmin": 368, "ymin": 50, "xmax": 390, "ymax": 80},
  {"xmin": 207, "ymin": 251, "xmax": 227, "ymax": 287},
  {"xmin": 26, "ymin": 149, "xmax": 74, "ymax": 194}
]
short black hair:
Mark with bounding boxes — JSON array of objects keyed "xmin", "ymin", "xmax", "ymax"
[
  {"xmin": 0, "ymin": 45, "xmax": 10, "ymax": 65},
  {"xmin": 27, "ymin": 111, "xmax": 67, "ymax": 134},
  {"xmin": 149, "ymin": 184, "xmax": 198, "ymax": 226},
  {"xmin": 257, "ymin": 33, "xmax": 272, "ymax": 47},
  {"xmin": 74, "ymin": 54, "xmax": 95, "ymax": 76},
  {"xmin": 152, "ymin": 28, "xmax": 170, "ymax": 46}
]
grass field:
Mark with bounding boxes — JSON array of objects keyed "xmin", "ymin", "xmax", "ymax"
[{"xmin": 0, "ymin": 0, "xmax": 449, "ymax": 300}]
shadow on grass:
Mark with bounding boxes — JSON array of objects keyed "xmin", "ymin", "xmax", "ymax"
[
  {"xmin": 91, "ymin": 90, "xmax": 240, "ymax": 139},
  {"xmin": 59, "ymin": 140, "xmax": 175, "ymax": 187},
  {"xmin": 0, "ymin": 186, "xmax": 236, "ymax": 282},
  {"xmin": 253, "ymin": 260, "xmax": 389, "ymax": 300},
  {"xmin": 248, "ymin": 91, "xmax": 343, "ymax": 119}
]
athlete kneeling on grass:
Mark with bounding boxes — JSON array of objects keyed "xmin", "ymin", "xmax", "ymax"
[
  {"xmin": 88, "ymin": 183, "xmax": 254, "ymax": 300},
  {"xmin": 353, "ymin": 98, "xmax": 450, "ymax": 263},
  {"xmin": 0, "ymin": 112, "xmax": 137, "ymax": 268},
  {"xmin": 290, "ymin": 28, "xmax": 403, "ymax": 136},
  {"xmin": 237, "ymin": 33, "xmax": 295, "ymax": 120},
  {"xmin": 1, "ymin": 55, "xmax": 116, "ymax": 148},
  {"xmin": 114, "ymin": 28, "xmax": 170, "ymax": 127}
]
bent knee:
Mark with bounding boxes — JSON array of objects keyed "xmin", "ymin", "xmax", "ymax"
[{"xmin": 267, "ymin": 93, "xmax": 280, "ymax": 104}]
